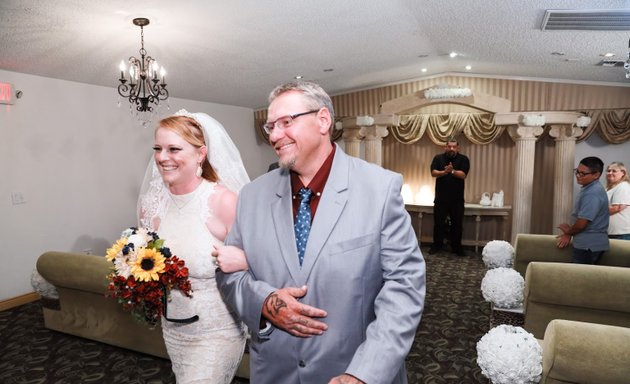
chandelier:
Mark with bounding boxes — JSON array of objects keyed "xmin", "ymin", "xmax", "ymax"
[
  {"xmin": 625, "ymin": 39, "xmax": 630, "ymax": 79},
  {"xmin": 118, "ymin": 18, "xmax": 168, "ymax": 112}
]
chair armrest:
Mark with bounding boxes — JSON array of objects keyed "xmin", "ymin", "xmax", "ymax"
[
  {"xmin": 523, "ymin": 262, "xmax": 630, "ymax": 338},
  {"xmin": 513, "ymin": 234, "xmax": 572, "ymax": 277},
  {"xmin": 524, "ymin": 262, "xmax": 630, "ymax": 312},
  {"xmin": 37, "ymin": 251, "xmax": 110, "ymax": 294},
  {"xmin": 542, "ymin": 319, "xmax": 630, "ymax": 384}
]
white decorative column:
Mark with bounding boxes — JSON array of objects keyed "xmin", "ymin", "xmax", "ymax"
[
  {"xmin": 508, "ymin": 124, "xmax": 544, "ymax": 242},
  {"xmin": 548, "ymin": 125, "xmax": 583, "ymax": 233},
  {"xmin": 340, "ymin": 127, "xmax": 362, "ymax": 158},
  {"xmin": 338, "ymin": 115, "xmax": 394, "ymax": 163},
  {"xmin": 360, "ymin": 125, "xmax": 389, "ymax": 165},
  {"xmin": 359, "ymin": 114, "xmax": 393, "ymax": 166},
  {"xmin": 338, "ymin": 117, "xmax": 368, "ymax": 158}
]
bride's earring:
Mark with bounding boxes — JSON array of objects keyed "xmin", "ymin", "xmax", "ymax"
[{"xmin": 196, "ymin": 163, "xmax": 203, "ymax": 177}]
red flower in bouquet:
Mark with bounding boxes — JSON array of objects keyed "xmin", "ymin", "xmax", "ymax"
[{"xmin": 106, "ymin": 227, "xmax": 192, "ymax": 327}]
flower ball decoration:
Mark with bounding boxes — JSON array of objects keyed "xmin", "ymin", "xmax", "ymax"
[
  {"xmin": 481, "ymin": 267, "xmax": 524, "ymax": 309},
  {"xmin": 482, "ymin": 240, "xmax": 515, "ymax": 269},
  {"xmin": 477, "ymin": 324, "xmax": 542, "ymax": 384}
]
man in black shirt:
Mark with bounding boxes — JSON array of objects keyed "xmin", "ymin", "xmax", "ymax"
[{"xmin": 429, "ymin": 139, "xmax": 470, "ymax": 256}]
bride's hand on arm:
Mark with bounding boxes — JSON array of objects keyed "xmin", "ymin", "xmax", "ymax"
[{"xmin": 212, "ymin": 245, "xmax": 248, "ymax": 273}]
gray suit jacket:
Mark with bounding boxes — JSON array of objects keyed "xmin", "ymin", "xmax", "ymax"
[{"xmin": 217, "ymin": 146, "xmax": 426, "ymax": 384}]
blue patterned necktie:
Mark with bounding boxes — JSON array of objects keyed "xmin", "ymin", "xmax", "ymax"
[{"xmin": 294, "ymin": 187, "xmax": 313, "ymax": 266}]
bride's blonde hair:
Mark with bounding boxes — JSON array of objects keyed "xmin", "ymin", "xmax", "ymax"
[{"xmin": 157, "ymin": 115, "xmax": 219, "ymax": 182}]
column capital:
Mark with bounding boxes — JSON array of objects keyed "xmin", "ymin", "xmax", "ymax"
[
  {"xmin": 341, "ymin": 125, "xmax": 364, "ymax": 141},
  {"xmin": 342, "ymin": 115, "xmax": 374, "ymax": 128},
  {"xmin": 507, "ymin": 125, "xmax": 544, "ymax": 141},
  {"xmin": 548, "ymin": 124, "xmax": 583, "ymax": 141},
  {"xmin": 360, "ymin": 125, "xmax": 389, "ymax": 141},
  {"xmin": 338, "ymin": 114, "xmax": 395, "ymax": 129}
]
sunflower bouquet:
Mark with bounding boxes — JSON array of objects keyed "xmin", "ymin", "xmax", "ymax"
[{"xmin": 106, "ymin": 227, "xmax": 193, "ymax": 328}]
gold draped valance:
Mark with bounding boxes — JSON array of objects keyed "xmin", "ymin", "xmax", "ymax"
[
  {"xmin": 389, "ymin": 109, "xmax": 630, "ymax": 145},
  {"xmin": 391, "ymin": 113, "xmax": 502, "ymax": 145},
  {"xmin": 579, "ymin": 109, "xmax": 630, "ymax": 144}
]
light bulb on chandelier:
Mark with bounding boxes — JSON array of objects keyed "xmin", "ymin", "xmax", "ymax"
[
  {"xmin": 625, "ymin": 38, "xmax": 630, "ymax": 79},
  {"xmin": 118, "ymin": 18, "xmax": 169, "ymax": 114}
]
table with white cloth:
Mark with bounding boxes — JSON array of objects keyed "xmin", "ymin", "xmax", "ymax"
[{"xmin": 405, "ymin": 203, "xmax": 512, "ymax": 252}]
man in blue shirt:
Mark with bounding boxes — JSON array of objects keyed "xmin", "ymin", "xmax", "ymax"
[{"xmin": 557, "ymin": 156, "xmax": 609, "ymax": 264}]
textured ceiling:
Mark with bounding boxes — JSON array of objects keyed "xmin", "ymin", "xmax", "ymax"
[{"xmin": 1, "ymin": 0, "xmax": 629, "ymax": 109}]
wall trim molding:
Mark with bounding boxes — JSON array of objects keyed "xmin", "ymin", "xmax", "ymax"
[
  {"xmin": 332, "ymin": 72, "xmax": 630, "ymax": 99},
  {"xmin": 0, "ymin": 292, "xmax": 39, "ymax": 311}
]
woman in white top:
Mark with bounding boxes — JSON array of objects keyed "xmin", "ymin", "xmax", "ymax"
[{"xmin": 605, "ymin": 161, "xmax": 630, "ymax": 240}]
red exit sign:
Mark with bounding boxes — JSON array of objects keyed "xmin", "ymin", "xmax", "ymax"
[{"xmin": 0, "ymin": 82, "xmax": 14, "ymax": 104}]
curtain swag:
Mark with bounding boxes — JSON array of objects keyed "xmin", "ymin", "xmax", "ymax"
[
  {"xmin": 389, "ymin": 109, "xmax": 629, "ymax": 145},
  {"xmin": 255, "ymin": 109, "xmax": 629, "ymax": 145},
  {"xmin": 391, "ymin": 113, "xmax": 501, "ymax": 145},
  {"xmin": 578, "ymin": 109, "xmax": 630, "ymax": 144}
]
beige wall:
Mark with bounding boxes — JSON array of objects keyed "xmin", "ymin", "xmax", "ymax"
[{"xmin": 333, "ymin": 75, "xmax": 630, "ymax": 238}]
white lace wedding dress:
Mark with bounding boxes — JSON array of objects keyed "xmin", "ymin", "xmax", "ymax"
[{"xmin": 156, "ymin": 180, "xmax": 246, "ymax": 384}]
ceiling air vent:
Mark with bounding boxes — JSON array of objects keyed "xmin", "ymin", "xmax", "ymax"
[
  {"xmin": 596, "ymin": 60, "xmax": 626, "ymax": 67},
  {"xmin": 542, "ymin": 9, "xmax": 630, "ymax": 31}
]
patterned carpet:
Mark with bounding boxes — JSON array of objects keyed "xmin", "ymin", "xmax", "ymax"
[
  {"xmin": 407, "ymin": 248, "xmax": 491, "ymax": 383},
  {"xmin": 0, "ymin": 247, "xmax": 490, "ymax": 383}
]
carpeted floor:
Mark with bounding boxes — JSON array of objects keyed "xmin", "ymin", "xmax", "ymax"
[
  {"xmin": 0, "ymin": 247, "xmax": 490, "ymax": 383},
  {"xmin": 407, "ymin": 248, "xmax": 491, "ymax": 383}
]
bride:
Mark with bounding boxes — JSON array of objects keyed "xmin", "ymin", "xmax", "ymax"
[{"xmin": 138, "ymin": 110, "xmax": 250, "ymax": 383}]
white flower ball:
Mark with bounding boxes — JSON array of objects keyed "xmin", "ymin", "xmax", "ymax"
[
  {"xmin": 477, "ymin": 325, "xmax": 542, "ymax": 384},
  {"xmin": 30, "ymin": 269, "xmax": 59, "ymax": 299},
  {"xmin": 482, "ymin": 240, "xmax": 515, "ymax": 269},
  {"xmin": 481, "ymin": 267, "xmax": 524, "ymax": 309}
]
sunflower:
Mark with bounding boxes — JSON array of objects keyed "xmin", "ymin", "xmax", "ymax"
[
  {"xmin": 131, "ymin": 248, "xmax": 166, "ymax": 282},
  {"xmin": 106, "ymin": 239, "xmax": 128, "ymax": 262}
]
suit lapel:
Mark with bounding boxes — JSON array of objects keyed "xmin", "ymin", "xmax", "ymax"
[
  {"xmin": 299, "ymin": 146, "xmax": 349, "ymax": 283},
  {"xmin": 270, "ymin": 169, "xmax": 301, "ymax": 283}
]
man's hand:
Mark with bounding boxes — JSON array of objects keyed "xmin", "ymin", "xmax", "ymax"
[
  {"xmin": 558, "ymin": 223, "xmax": 571, "ymax": 234},
  {"xmin": 262, "ymin": 286, "xmax": 328, "ymax": 337},
  {"xmin": 329, "ymin": 374, "xmax": 365, "ymax": 384},
  {"xmin": 556, "ymin": 233, "xmax": 571, "ymax": 248},
  {"xmin": 444, "ymin": 163, "xmax": 454, "ymax": 173}
]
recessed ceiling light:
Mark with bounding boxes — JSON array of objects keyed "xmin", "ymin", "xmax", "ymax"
[
  {"xmin": 564, "ymin": 58, "xmax": 580, "ymax": 62},
  {"xmin": 551, "ymin": 51, "xmax": 565, "ymax": 56},
  {"xmin": 294, "ymin": 75, "xmax": 303, "ymax": 79},
  {"xmin": 601, "ymin": 53, "xmax": 615, "ymax": 57},
  {"xmin": 465, "ymin": 65, "xmax": 472, "ymax": 71},
  {"xmin": 449, "ymin": 52, "xmax": 458, "ymax": 58},
  {"xmin": 418, "ymin": 54, "xmax": 429, "ymax": 58},
  {"xmin": 421, "ymin": 68, "xmax": 427, "ymax": 73},
  {"xmin": 323, "ymin": 68, "xmax": 334, "ymax": 72}
]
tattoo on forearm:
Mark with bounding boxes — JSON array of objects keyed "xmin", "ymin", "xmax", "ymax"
[{"xmin": 265, "ymin": 293, "xmax": 287, "ymax": 316}]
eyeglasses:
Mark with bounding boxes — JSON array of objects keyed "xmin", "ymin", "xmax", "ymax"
[
  {"xmin": 573, "ymin": 168, "xmax": 595, "ymax": 177},
  {"xmin": 606, "ymin": 169, "xmax": 620, "ymax": 173},
  {"xmin": 263, "ymin": 109, "xmax": 320, "ymax": 135}
]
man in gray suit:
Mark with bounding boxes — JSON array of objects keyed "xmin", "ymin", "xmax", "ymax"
[{"xmin": 216, "ymin": 81, "xmax": 425, "ymax": 384}]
